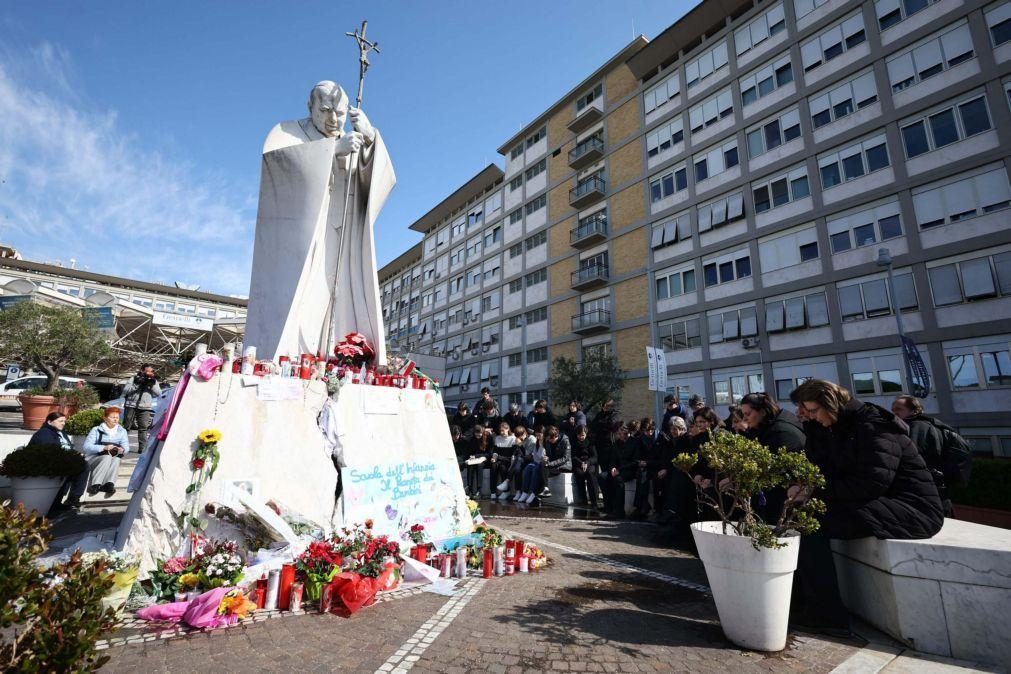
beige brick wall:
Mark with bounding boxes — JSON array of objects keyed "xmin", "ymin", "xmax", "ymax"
[
  {"xmin": 550, "ymin": 297, "xmax": 577, "ymax": 339},
  {"xmin": 550, "ymin": 339, "xmax": 580, "ymax": 364},
  {"xmin": 609, "ymin": 184, "xmax": 645, "ymax": 229},
  {"xmin": 615, "ymin": 324, "xmax": 650, "ymax": 371},
  {"xmin": 548, "ymin": 183, "xmax": 572, "ymax": 223},
  {"xmin": 606, "ymin": 98, "xmax": 640, "ymax": 145},
  {"xmin": 549, "ymin": 216, "xmax": 575, "ymax": 258},
  {"xmin": 614, "ymin": 276, "xmax": 649, "ymax": 322},
  {"xmin": 547, "ymin": 109, "xmax": 571, "ymax": 151},
  {"xmin": 609, "ymin": 138, "xmax": 642, "ymax": 187},
  {"xmin": 606, "ymin": 64, "xmax": 638, "ymax": 106},
  {"xmin": 612, "ymin": 229, "xmax": 647, "ymax": 277},
  {"xmin": 548, "ymin": 260, "xmax": 571, "ymax": 299},
  {"xmin": 618, "ymin": 377, "xmax": 653, "ymax": 420},
  {"xmin": 549, "ymin": 143, "xmax": 571, "ymax": 184}
]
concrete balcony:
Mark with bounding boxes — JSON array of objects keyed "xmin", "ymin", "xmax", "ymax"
[
  {"xmin": 570, "ymin": 212, "xmax": 608, "ymax": 248},
  {"xmin": 568, "ymin": 136, "xmax": 604, "ymax": 170},
  {"xmin": 567, "ymin": 104, "xmax": 603, "ymax": 134},
  {"xmin": 571, "ymin": 263, "xmax": 609, "ymax": 290},
  {"xmin": 569, "ymin": 175, "xmax": 606, "ymax": 209},
  {"xmin": 571, "ymin": 309, "xmax": 611, "ymax": 334}
]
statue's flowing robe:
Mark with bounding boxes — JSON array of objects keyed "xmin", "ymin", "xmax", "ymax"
[{"xmin": 244, "ymin": 118, "xmax": 395, "ymax": 363}]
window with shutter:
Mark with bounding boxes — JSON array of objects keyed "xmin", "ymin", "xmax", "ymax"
[
  {"xmin": 961, "ymin": 258, "xmax": 997, "ymax": 299},
  {"xmin": 862, "ymin": 280, "xmax": 891, "ymax": 315},
  {"xmin": 766, "ymin": 301, "xmax": 785, "ymax": 332}
]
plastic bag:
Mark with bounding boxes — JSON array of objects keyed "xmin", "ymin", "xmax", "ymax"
[{"xmin": 328, "ymin": 572, "xmax": 378, "ymax": 615}]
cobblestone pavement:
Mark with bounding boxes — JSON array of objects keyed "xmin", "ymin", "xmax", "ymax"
[{"xmin": 102, "ymin": 516, "xmax": 862, "ymax": 674}]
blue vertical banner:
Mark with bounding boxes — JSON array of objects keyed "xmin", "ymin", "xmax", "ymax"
[{"xmin": 901, "ymin": 335, "xmax": 930, "ymax": 398}]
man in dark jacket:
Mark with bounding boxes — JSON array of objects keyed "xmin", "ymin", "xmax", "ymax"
[
  {"xmin": 570, "ymin": 426, "xmax": 599, "ymax": 510},
  {"xmin": 527, "ymin": 400, "xmax": 556, "ymax": 433},
  {"xmin": 502, "ymin": 403, "xmax": 526, "ymax": 433},
  {"xmin": 588, "ymin": 400, "xmax": 616, "ymax": 446},
  {"xmin": 661, "ymin": 394, "xmax": 691, "ymax": 432},
  {"xmin": 892, "ymin": 395, "xmax": 953, "ymax": 515}
]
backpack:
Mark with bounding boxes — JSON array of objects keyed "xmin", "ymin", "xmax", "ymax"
[{"xmin": 929, "ymin": 417, "xmax": 973, "ymax": 487}]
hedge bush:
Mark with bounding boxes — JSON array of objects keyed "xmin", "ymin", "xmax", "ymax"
[
  {"xmin": 0, "ymin": 444, "xmax": 85, "ymax": 478},
  {"xmin": 950, "ymin": 458, "xmax": 1011, "ymax": 511}
]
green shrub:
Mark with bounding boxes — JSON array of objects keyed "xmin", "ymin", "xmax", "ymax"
[
  {"xmin": 950, "ymin": 458, "xmax": 1011, "ymax": 511},
  {"xmin": 59, "ymin": 385, "xmax": 100, "ymax": 408},
  {"xmin": 64, "ymin": 408, "xmax": 106, "ymax": 437},
  {"xmin": 0, "ymin": 444, "xmax": 86, "ymax": 478},
  {"xmin": 0, "ymin": 501, "xmax": 116, "ymax": 672}
]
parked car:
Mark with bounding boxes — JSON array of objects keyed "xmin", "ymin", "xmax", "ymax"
[{"xmin": 0, "ymin": 375, "xmax": 85, "ymax": 409}]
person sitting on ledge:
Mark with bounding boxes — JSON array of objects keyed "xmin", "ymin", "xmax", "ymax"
[
  {"xmin": 787, "ymin": 379, "xmax": 944, "ymax": 636},
  {"xmin": 79, "ymin": 406, "xmax": 131, "ymax": 498}
]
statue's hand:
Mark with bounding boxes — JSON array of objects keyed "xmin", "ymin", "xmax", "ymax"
[
  {"xmin": 349, "ymin": 107, "xmax": 376, "ymax": 144},
  {"xmin": 335, "ymin": 131, "xmax": 364, "ymax": 157}
]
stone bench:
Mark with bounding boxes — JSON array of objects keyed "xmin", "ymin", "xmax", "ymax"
[{"xmin": 831, "ymin": 518, "xmax": 1011, "ymax": 669}]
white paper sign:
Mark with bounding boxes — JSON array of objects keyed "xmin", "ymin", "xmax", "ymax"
[
  {"xmin": 655, "ymin": 348, "xmax": 668, "ymax": 392},
  {"xmin": 256, "ymin": 377, "xmax": 304, "ymax": 402},
  {"xmin": 646, "ymin": 346, "xmax": 658, "ymax": 392}
]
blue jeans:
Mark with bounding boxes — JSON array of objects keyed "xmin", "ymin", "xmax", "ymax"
[{"xmin": 521, "ymin": 463, "xmax": 542, "ymax": 494}]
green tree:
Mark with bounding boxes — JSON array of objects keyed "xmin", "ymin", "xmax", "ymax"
[
  {"xmin": 548, "ymin": 349, "xmax": 625, "ymax": 414},
  {"xmin": 0, "ymin": 302, "xmax": 112, "ymax": 393}
]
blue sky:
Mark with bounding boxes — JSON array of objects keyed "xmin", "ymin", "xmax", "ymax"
[{"xmin": 0, "ymin": 2, "xmax": 689, "ymax": 296}]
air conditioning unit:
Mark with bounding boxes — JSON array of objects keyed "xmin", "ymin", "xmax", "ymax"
[
  {"xmin": 451, "ymin": 350, "xmax": 460, "ymax": 360},
  {"xmin": 470, "ymin": 347, "xmax": 479, "ymax": 356},
  {"xmin": 742, "ymin": 337, "xmax": 760, "ymax": 349},
  {"xmin": 489, "ymin": 376, "xmax": 500, "ymax": 387},
  {"xmin": 460, "ymin": 384, "xmax": 470, "ymax": 392}
]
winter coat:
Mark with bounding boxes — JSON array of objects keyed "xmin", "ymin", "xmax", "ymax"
[
  {"xmin": 83, "ymin": 423, "xmax": 131, "ymax": 457},
  {"xmin": 751, "ymin": 409, "xmax": 806, "ymax": 454},
  {"xmin": 570, "ymin": 436, "xmax": 598, "ymax": 468},
  {"xmin": 613, "ymin": 439, "xmax": 639, "ymax": 482},
  {"xmin": 662, "ymin": 404, "xmax": 691, "ymax": 431},
  {"xmin": 904, "ymin": 415, "xmax": 945, "ymax": 474},
  {"xmin": 804, "ymin": 400, "xmax": 944, "ymax": 541},
  {"xmin": 451, "ymin": 412, "xmax": 476, "ymax": 436},
  {"xmin": 502, "ymin": 412, "xmax": 526, "ymax": 432},
  {"xmin": 29, "ymin": 424, "xmax": 73, "ymax": 451},
  {"xmin": 654, "ymin": 432, "xmax": 686, "ymax": 474},
  {"xmin": 545, "ymin": 434, "xmax": 572, "ymax": 473},
  {"xmin": 528, "ymin": 409, "xmax": 557, "ymax": 433},
  {"xmin": 122, "ymin": 375, "xmax": 162, "ymax": 410},
  {"xmin": 560, "ymin": 410, "xmax": 587, "ymax": 439},
  {"xmin": 474, "ymin": 406, "xmax": 501, "ymax": 432},
  {"xmin": 588, "ymin": 409, "xmax": 615, "ymax": 444}
]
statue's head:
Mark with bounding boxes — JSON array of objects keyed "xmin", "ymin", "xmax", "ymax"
[{"xmin": 307, "ymin": 81, "xmax": 349, "ymax": 138}]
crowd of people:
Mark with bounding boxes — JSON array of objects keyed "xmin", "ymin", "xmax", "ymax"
[{"xmin": 451, "ymin": 381, "xmax": 955, "ymax": 633}]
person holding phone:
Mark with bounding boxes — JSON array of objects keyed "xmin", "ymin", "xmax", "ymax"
[{"xmin": 79, "ymin": 406, "xmax": 131, "ymax": 497}]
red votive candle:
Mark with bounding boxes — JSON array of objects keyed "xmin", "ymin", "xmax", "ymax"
[
  {"xmin": 278, "ymin": 563, "xmax": 296, "ymax": 611},
  {"xmin": 483, "ymin": 548, "xmax": 493, "ymax": 578}
]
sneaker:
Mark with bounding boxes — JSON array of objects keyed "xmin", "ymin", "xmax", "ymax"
[
  {"xmin": 514, "ymin": 492, "xmax": 527, "ymax": 502},
  {"xmin": 539, "ymin": 488, "xmax": 552, "ymax": 497},
  {"xmin": 64, "ymin": 497, "xmax": 81, "ymax": 511},
  {"xmin": 86, "ymin": 485, "xmax": 101, "ymax": 496},
  {"xmin": 496, "ymin": 479, "xmax": 510, "ymax": 492},
  {"xmin": 489, "ymin": 493, "xmax": 498, "ymax": 501},
  {"xmin": 525, "ymin": 493, "xmax": 537, "ymax": 504}
]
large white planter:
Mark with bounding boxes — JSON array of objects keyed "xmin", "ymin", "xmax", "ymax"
[
  {"xmin": 692, "ymin": 520, "xmax": 801, "ymax": 651},
  {"xmin": 10, "ymin": 476, "xmax": 65, "ymax": 515}
]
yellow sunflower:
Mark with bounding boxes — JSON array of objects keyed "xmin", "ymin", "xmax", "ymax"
[
  {"xmin": 179, "ymin": 572, "xmax": 200, "ymax": 589},
  {"xmin": 198, "ymin": 429, "xmax": 222, "ymax": 444}
]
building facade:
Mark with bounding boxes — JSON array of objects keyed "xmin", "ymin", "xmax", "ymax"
[{"xmin": 379, "ymin": 0, "xmax": 1011, "ymax": 457}]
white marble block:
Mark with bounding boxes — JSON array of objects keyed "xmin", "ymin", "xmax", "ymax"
[{"xmin": 832, "ymin": 519, "xmax": 1011, "ymax": 668}]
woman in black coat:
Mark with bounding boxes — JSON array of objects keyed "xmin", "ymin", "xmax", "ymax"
[
  {"xmin": 793, "ymin": 381, "xmax": 944, "ymax": 540},
  {"xmin": 741, "ymin": 393, "xmax": 806, "ymax": 523},
  {"xmin": 30, "ymin": 412, "xmax": 73, "ymax": 450}
]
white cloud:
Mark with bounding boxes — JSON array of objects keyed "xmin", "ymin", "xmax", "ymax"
[{"xmin": 0, "ymin": 42, "xmax": 255, "ymax": 296}]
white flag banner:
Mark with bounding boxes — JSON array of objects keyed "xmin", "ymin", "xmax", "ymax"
[
  {"xmin": 646, "ymin": 346, "xmax": 658, "ymax": 392},
  {"xmin": 655, "ymin": 348, "xmax": 668, "ymax": 392}
]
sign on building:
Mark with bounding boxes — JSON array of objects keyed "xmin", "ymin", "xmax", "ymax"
[
  {"xmin": 152, "ymin": 311, "xmax": 213, "ymax": 331},
  {"xmin": 0, "ymin": 295, "xmax": 31, "ymax": 311}
]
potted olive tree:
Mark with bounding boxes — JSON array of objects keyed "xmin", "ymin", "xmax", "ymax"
[
  {"xmin": 0, "ymin": 444, "xmax": 86, "ymax": 515},
  {"xmin": 0, "ymin": 302, "xmax": 112, "ymax": 429},
  {"xmin": 674, "ymin": 431, "xmax": 825, "ymax": 652}
]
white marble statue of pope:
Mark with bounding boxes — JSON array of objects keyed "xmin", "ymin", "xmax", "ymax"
[{"xmin": 244, "ymin": 80, "xmax": 395, "ymax": 364}]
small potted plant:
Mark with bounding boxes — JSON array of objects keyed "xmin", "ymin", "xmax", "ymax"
[
  {"xmin": 57, "ymin": 385, "xmax": 100, "ymax": 417},
  {"xmin": 674, "ymin": 431, "xmax": 825, "ymax": 652},
  {"xmin": 65, "ymin": 407, "xmax": 106, "ymax": 451},
  {"xmin": 0, "ymin": 443, "xmax": 87, "ymax": 515},
  {"xmin": 407, "ymin": 523, "xmax": 429, "ymax": 564},
  {"xmin": 296, "ymin": 539, "xmax": 343, "ymax": 601}
]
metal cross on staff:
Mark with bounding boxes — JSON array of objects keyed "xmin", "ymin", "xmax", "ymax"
[
  {"xmin": 320, "ymin": 20, "xmax": 381, "ymax": 356},
  {"xmin": 346, "ymin": 20, "xmax": 380, "ymax": 109}
]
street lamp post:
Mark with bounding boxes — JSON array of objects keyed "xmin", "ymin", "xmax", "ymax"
[{"xmin": 877, "ymin": 247, "xmax": 917, "ymax": 396}]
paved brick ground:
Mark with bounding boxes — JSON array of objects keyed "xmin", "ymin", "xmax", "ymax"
[{"xmin": 101, "ymin": 516, "xmax": 862, "ymax": 673}]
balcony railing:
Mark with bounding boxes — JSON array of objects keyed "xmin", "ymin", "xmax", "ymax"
[
  {"xmin": 571, "ymin": 309, "xmax": 611, "ymax": 334},
  {"xmin": 569, "ymin": 175, "xmax": 606, "ymax": 209},
  {"xmin": 570, "ymin": 212, "xmax": 608, "ymax": 247},
  {"xmin": 571, "ymin": 263, "xmax": 610, "ymax": 289},
  {"xmin": 568, "ymin": 136, "xmax": 604, "ymax": 170}
]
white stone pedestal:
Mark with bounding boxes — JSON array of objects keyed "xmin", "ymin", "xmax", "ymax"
[
  {"xmin": 116, "ymin": 372, "xmax": 338, "ymax": 574},
  {"xmin": 832, "ymin": 518, "xmax": 1011, "ymax": 669}
]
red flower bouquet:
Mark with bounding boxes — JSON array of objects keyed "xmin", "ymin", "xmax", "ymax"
[
  {"xmin": 334, "ymin": 332, "xmax": 376, "ymax": 368},
  {"xmin": 297, "ymin": 540, "xmax": 344, "ymax": 600}
]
